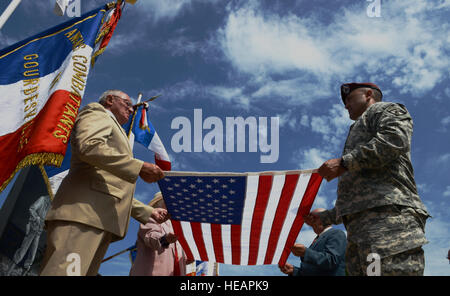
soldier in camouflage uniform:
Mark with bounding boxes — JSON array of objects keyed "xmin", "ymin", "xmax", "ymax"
[{"xmin": 309, "ymin": 82, "xmax": 430, "ymax": 276}]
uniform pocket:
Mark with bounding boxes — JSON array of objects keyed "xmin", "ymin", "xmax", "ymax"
[{"xmin": 90, "ymin": 179, "xmax": 125, "ymax": 200}]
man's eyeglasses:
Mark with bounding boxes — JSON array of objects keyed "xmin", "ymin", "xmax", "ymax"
[{"xmin": 111, "ymin": 95, "xmax": 133, "ymax": 109}]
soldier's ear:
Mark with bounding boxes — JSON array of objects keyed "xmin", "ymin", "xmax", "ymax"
[{"xmin": 365, "ymin": 89, "xmax": 373, "ymax": 102}]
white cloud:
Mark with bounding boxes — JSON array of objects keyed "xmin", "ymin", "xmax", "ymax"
[
  {"xmin": 219, "ymin": 7, "xmax": 333, "ymax": 75},
  {"xmin": 160, "ymin": 27, "xmax": 222, "ymax": 59},
  {"xmin": 147, "ymin": 80, "xmax": 251, "ymax": 110},
  {"xmin": 294, "ymin": 228, "xmax": 316, "ymax": 246},
  {"xmin": 136, "ymin": 0, "xmax": 220, "ymax": 23},
  {"xmin": 444, "ymin": 186, "xmax": 450, "ymax": 197},
  {"xmin": 217, "ymin": 0, "xmax": 450, "ymax": 100},
  {"xmin": 104, "ymin": 30, "xmax": 142, "ymax": 53},
  {"xmin": 276, "ymin": 111, "xmax": 297, "ymax": 130},
  {"xmin": 250, "ymin": 77, "xmax": 332, "ymax": 106},
  {"xmin": 441, "ymin": 116, "xmax": 450, "ymax": 127},
  {"xmin": 291, "ymin": 147, "xmax": 332, "ymax": 170},
  {"xmin": 438, "ymin": 153, "xmax": 450, "ymax": 163},
  {"xmin": 276, "ymin": 109, "xmax": 311, "ymax": 132},
  {"xmin": 309, "ymin": 104, "xmax": 352, "ymax": 149},
  {"xmin": 167, "ymin": 152, "xmax": 190, "ymax": 171},
  {"xmin": 419, "ymin": 199, "xmax": 450, "ymax": 275},
  {"xmin": 423, "ymin": 216, "xmax": 450, "ymax": 275},
  {"xmin": 0, "ymin": 32, "xmax": 18, "ymax": 49},
  {"xmin": 312, "ymin": 195, "xmax": 328, "ymax": 209},
  {"xmin": 148, "ymin": 80, "xmax": 202, "ymax": 106},
  {"xmin": 133, "ymin": 191, "xmax": 153, "ymax": 204},
  {"xmin": 163, "ymin": 35, "xmax": 204, "ymax": 57},
  {"xmin": 416, "ymin": 183, "xmax": 430, "ymax": 194},
  {"xmin": 136, "ymin": 0, "xmax": 192, "ymax": 22},
  {"xmin": 206, "ymin": 85, "xmax": 250, "ymax": 110},
  {"xmin": 299, "ymin": 114, "xmax": 309, "ymax": 128}
]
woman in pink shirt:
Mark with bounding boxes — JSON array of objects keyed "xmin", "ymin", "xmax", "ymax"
[{"xmin": 129, "ymin": 192, "xmax": 191, "ymax": 276}]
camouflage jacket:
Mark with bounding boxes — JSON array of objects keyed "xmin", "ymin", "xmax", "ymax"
[{"xmin": 327, "ymin": 102, "xmax": 429, "ymax": 223}]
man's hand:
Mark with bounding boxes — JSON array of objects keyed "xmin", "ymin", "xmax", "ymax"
[
  {"xmin": 318, "ymin": 158, "xmax": 346, "ymax": 181},
  {"xmin": 279, "ymin": 263, "xmax": 294, "ymax": 275},
  {"xmin": 165, "ymin": 232, "xmax": 178, "ymax": 244},
  {"xmin": 151, "ymin": 207, "xmax": 169, "ymax": 224},
  {"xmin": 139, "ymin": 162, "xmax": 164, "ymax": 183},
  {"xmin": 291, "ymin": 243, "xmax": 307, "ymax": 257}
]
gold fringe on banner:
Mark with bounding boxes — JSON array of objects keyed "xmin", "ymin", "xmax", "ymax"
[
  {"xmin": 91, "ymin": 47, "xmax": 107, "ymax": 67},
  {"xmin": 0, "ymin": 153, "xmax": 63, "ymax": 194},
  {"xmin": 94, "ymin": 27, "xmax": 111, "ymax": 45},
  {"xmin": 106, "ymin": 2, "xmax": 117, "ymax": 10}
]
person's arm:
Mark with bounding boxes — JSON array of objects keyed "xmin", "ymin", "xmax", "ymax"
[
  {"xmin": 342, "ymin": 104, "xmax": 413, "ymax": 171},
  {"xmin": 139, "ymin": 221, "xmax": 176, "ymax": 251},
  {"xmin": 319, "ymin": 104, "xmax": 412, "ymax": 181},
  {"xmin": 139, "ymin": 222, "xmax": 164, "ymax": 251},
  {"xmin": 302, "ymin": 231, "xmax": 346, "ymax": 271},
  {"xmin": 279, "ymin": 263, "xmax": 295, "ymax": 276},
  {"xmin": 131, "ymin": 198, "xmax": 168, "ymax": 224},
  {"xmin": 292, "ymin": 266, "xmax": 301, "ymax": 276},
  {"xmin": 72, "ymin": 108, "xmax": 143, "ymax": 183}
]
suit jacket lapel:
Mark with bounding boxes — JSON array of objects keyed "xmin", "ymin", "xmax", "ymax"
[
  {"xmin": 112, "ymin": 116, "xmax": 132, "ymax": 153},
  {"xmin": 100, "ymin": 105, "xmax": 133, "ymax": 153}
]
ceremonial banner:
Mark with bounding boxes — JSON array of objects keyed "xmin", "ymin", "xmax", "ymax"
[
  {"xmin": 158, "ymin": 170, "xmax": 322, "ymax": 266},
  {"xmin": 42, "ymin": 144, "xmax": 72, "ymax": 198},
  {"xmin": 0, "ymin": 3, "xmax": 121, "ymax": 193},
  {"xmin": 123, "ymin": 102, "xmax": 172, "ymax": 171}
]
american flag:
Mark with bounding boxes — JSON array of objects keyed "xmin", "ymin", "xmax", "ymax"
[{"xmin": 158, "ymin": 170, "xmax": 322, "ymax": 266}]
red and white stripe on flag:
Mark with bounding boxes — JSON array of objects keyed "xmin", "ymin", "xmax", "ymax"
[{"xmin": 158, "ymin": 170, "xmax": 322, "ymax": 266}]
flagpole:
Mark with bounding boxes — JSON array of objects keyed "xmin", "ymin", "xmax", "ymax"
[
  {"xmin": 133, "ymin": 94, "xmax": 162, "ymax": 108},
  {"xmin": 101, "ymin": 245, "xmax": 137, "ymax": 263},
  {"xmin": 136, "ymin": 92, "xmax": 142, "ymax": 104},
  {"xmin": 38, "ymin": 165, "xmax": 55, "ymax": 201},
  {"xmin": 0, "ymin": 0, "xmax": 22, "ymax": 30},
  {"xmin": 126, "ymin": 92, "xmax": 141, "ymax": 139}
]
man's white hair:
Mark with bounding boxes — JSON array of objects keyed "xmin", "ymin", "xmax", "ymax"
[{"xmin": 98, "ymin": 89, "xmax": 126, "ymax": 105}]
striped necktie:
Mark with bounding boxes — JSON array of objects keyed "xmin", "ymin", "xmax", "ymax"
[{"xmin": 310, "ymin": 235, "xmax": 319, "ymax": 247}]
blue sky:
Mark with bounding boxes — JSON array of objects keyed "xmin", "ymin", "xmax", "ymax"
[{"xmin": 0, "ymin": 0, "xmax": 449, "ymax": 276}]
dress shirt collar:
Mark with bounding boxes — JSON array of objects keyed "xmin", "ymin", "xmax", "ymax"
[
  {"xmin": 104, "ymin": 108, "xmax": 115, "ymax": 119},
  {"xmin": 318, "ymin": 226, "xmax": 332, "ymax": 237}
]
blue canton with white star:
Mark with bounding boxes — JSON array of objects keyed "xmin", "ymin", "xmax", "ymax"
[{"xmin": 158, "ymin": 175, "xmax": 246, "ymax": 225}]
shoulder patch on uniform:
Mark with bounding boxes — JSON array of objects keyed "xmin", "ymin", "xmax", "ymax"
[{"xmin": 385, "ymin": 104, "xmax": 407, "ymax": 116}]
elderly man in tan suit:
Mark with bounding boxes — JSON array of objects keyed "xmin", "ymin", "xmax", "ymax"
[{"xmin": 40, "ymin": 90, "xmax": 167, "ymax": 276}]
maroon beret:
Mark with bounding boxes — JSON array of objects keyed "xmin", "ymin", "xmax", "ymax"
[{"xmin": 340, "ymin": 82, "xmax": 382, "ymax": 104}]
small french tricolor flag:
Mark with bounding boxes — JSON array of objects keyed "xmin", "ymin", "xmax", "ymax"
[{"xmin": 123, "ymin": 102, "xmax": 171, "ymax": 171}]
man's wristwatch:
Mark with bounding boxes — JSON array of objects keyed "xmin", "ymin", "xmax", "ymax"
[
  {"xmin": 340, "ymin": 157, "xmax": 347, "ymax": 169},
  {"xmin": 160, "ymin": 235, "xmax": 170, "ymax": 248}
]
